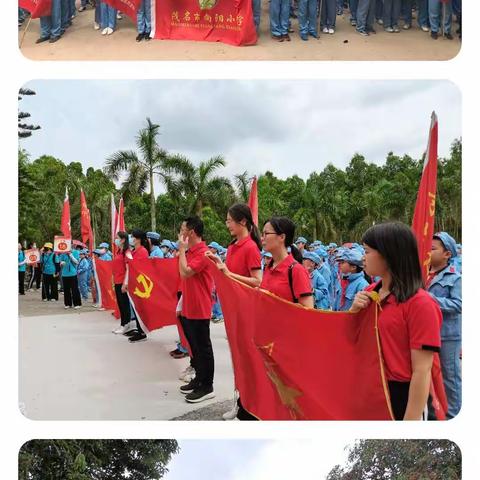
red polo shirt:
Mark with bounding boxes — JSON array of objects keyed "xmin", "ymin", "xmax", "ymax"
[
  {"xmin": 132, "ymin": 245, "xmax": 149, "ymax": 260},
  {"xmin": 181, "ymin": 241, "xmax": 214, "ymax": 320},
  {"xmin": 366, "ymin": 282, "xmax": 442, "ymax": 382},
  {"xmin": 261, "ymin": 254, "xmax": 312, "ymax": 303},
  {"xmin": 112, "ymin": 250, "xmax": 128, "ymax": 284},
  {"xmin": 225, "ymin": 236, "xmax": 262, "ymax": 277}
]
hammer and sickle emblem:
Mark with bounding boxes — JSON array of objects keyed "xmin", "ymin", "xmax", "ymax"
[{"xmin": 134, "ymin": 273, "xmax": 154, "ymax": 299}]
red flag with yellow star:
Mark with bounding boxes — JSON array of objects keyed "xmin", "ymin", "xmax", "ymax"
[
  {"xmin": 94, "ymin": 258, "xmax": 120, "ymax": 318},
  {"xmin": 214, "ymin": 268, "xmax": 394, "ymax": 420}
]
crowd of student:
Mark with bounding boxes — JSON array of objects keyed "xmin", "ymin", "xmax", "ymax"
[
  {"xmin": 19, "ymin": 202, "xmax": 462, "ymax": 420},
  {"xmin": 19, "ymin": 0, "xmax": 461, "ymax": 45}
]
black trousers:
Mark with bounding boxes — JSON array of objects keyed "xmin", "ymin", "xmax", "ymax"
[
  {"xmin": 63, "ymin": 276, "xmax": 82, "ymax": 307},
  {"xmin": 28, "ymin": 266, "xmax": 42, "ymax": 290},
  {"xmin": 180, "ymin": 316, "xmax": 214, "ymax": 389},
  {"xmin": 19, "ymin": 271, "xmax": 25, "ymax": 295},
  {"xmin": 114, "ymin": 283, "xmax": 131, "ymax": 327},
  {"xmin": 388, "ymin": 380, "xmax": 410, "ymax": 420},
  {"xmin": 42, "ymin": 274, "xmax": 59, "ymax": 301}
]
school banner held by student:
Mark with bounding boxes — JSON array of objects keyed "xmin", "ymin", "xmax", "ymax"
[
  {"xmin": 127, "ymin": 258, "xmax": 180, "ymax": 333},
  {"xmin": 94, "ymin": 258, "xmax": 120, "ymax": 318},
  {"xmin": 152, "ymin": 0, "xmax": 257, "ymax": 46},
  {"xmin": 19, "ymin": 0, "xmax": 52, "ymax": 18},
  {"xmin": 213, "ymin": 268, "xmax": 394, "ymax": 420},
  {"xmin": 103, "ymin": 0, "xmax": 142, "ymax": 21}
]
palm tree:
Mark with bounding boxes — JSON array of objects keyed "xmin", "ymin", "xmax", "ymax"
[
  {"xmin": 234, "ymin": 171, "xmax": 251, "ymax": 203},
  {"xmin": 163, "ymin": 155, "xmax": 233, "ymax": 217},
  {"xmin": 104, "ymin": 118, "xmax": 170, "ymax": 231}
]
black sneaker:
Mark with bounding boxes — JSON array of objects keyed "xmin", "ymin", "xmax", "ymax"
[
  {"xmin": 123, "ymin": 329, "xmax": 138, "ymax": 337},
  {"xmin": 180, "ymin": 380, "xmax": 199, "ymax": 394},
  {"xmin": 128, "ymin": 332, "xmax": 147, "ymax": 343},
  {"xmin": 136, "ymin": 33, "xmax": 144, "ymax": 42},
  {"xmin": 445, "ymin": 32, "xmax": 453, "ymax": 40},
  {"xmin": 185, "ymin": 387, "xmax": 215, "ymax": 403},
  {"xmin": 144, "ymin": 32, "xmax": 151, "ymax": 41},
  {"xmin": 49, "ymin": 36, "xmax": 61, "ymax": 43},
  {"xmin": 357, "ymin": 28, "xmax": 369, "ymax": 36},
  {"xmin": 170, "ymin": 348, "xmax": 182, "ymax": 356},
  {"xmin": 36, "ymin": 36, "xmax": 50, "ymax": 44},
  {"xmin": 431, "ymin": 31, "xmax": 438, "ymax": 39}
]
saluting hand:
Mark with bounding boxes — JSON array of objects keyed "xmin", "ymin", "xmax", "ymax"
[
  {"xmin": 350, "ymin": 291, "xmax": 372, "ymax": 313},
  {"xmin": 177, "ymin": 234, "xmax": 188, "ymax": 251}
]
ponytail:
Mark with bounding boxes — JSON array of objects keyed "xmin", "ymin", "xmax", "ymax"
[
  {"xmin": 290, "ymin": 244, "xmax": 304, "ymax": 263},
  {"xmin": 228, "ymin": 203, "xmax": 262, "ymax": 251}
]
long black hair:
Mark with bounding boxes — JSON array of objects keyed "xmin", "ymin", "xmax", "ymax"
[
  {"xmin": 131, "ymin": 229, "xmax": 149, "ymax": 251},
  {"xmin": 265, "ymin": 216, "xmax": 303, "ymax": 263},
  {"xmin": 228, "ymin": 203, "xmax": 262, "ymax": 251},
  {"xmin": 362, "ymin": 222, "xmax": 423, "ymax": 303},
  {"xmin": 117, "ymin": 231, "xmax": 129, "ymax": 253}
]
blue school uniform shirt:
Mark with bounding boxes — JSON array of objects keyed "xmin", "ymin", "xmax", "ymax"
[
  {"xmin": 427, "ymin": 264, "xmax": 462, "ymax": 341},
  {"xmin": 18, "ymin": 251, "xmax": 26, "ymax": 272},
  {"xmin": 333, "ymin": 271, "xmax": 369, "ymax": 311},
  {"xmin": 99, "ymin": 251, "xmax": 113, "ymax": 261},
  {"xmin": 41, "ymin": 252, "xmax": 58, "ymax": 275},
  {"xmin": 310, "ymin": 269, "xmax": 330, "ymax": 310},
  {"xmin": 77, "ymin": 257, "xmax": 91, "ymax": 275},
  {"xmin": 58, "ymin": 250, "xmax": 80, "ymax": 277},
  {"xmin": 149, "ymin": 246, "xmax": 164, "ymax": 258}
]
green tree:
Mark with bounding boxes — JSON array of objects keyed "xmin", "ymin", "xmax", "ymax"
[{"xmin": 18, "ymin": 88, "xmax": 41, "ymax": 139}]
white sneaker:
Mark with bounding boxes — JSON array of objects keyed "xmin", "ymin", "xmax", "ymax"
[
  {"xmin": 52, "ymin": 299, "xmax": 58, "ymax": 302},
  {"xmin": 116, "ymin": 12, "xmax": 122, "ymax": 19},
  {"xmin": 179, "ymin": 365, "xmax": 195, "ymax": 382},
  {"xmin": 94, "ymin": 22, "xmax": 100, "ymax": 30},
  {"xmin": 43, "ymin": 299, "xmax": 48, "ymax": 302},
  {"xmin": 113, "ymin": 325, "xmax": 127, "ymax": 334},
  {"xmin": 92, "ymin": 303, "xmax": 99, "ymax": 308},
  {"xmin": 322, "ymin": 27, "xmax": 329, "ymax": 33},
  {"xmin": 106, "ymin": 27, "xmax": 114, "ymax": 35},
  {"xmin": 421, "ymin": 25, "xmax": 430, "ymax": 32},
  {"xmin": 328, "ymin": 28, "xmax": 335, "ymax": 34},
  {"xmin": 101, "ymin": 27, "xmax": 108, "ymax": 35},
  {"xmin": 64, "ymin": 305, "xmax": 71, "ymax": 309},
  {"xmin": 222, "ymin": 389, "xmax": 240, "ymax": 420},
  {"xmin": 74, "ymin": 305, "xmax": 81, "ymax": 309}
]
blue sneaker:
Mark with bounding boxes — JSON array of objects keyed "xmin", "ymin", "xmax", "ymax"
[{"xmin": 300, "ymin": 33, "xmax": 308, "ymax": 41}]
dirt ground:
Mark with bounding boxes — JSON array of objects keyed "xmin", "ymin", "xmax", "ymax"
[{"xmin": 19, "ymin": 4, "xmax": 460, "ymax": 61}]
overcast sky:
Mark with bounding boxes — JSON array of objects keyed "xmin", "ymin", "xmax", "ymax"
[
  {"xmin": 164, "ymin": 439, "xmax": 349, "ymax": 480},
  {"xmin": 20, "ymin": 80, "xmax": 461, "ymax": 192}
]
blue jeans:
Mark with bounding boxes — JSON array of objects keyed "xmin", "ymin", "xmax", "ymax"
[
  {"xmin": 356, "ymin": 0, "xmax": 375, "ymax": 30},
  {"xmin": 78, "ymin": 273, "xmax": 89, "ymax": 299},
  {"xmin": 349, "ymin": 0, "xmax": 358, "ymax": 21},
  {"xmin": 375, "ymin": 0, "xmax": 383, "ymax": 19},
  {"xmin": 40, "ymin": 0, "xmax": 63, "ymax": 38},
  {"xmin": 321, "ymin": 0, "xmax": 337, "ymax": 28},
  {"xmin": 95, "ymin": 4, "xmax": 101, "ymax": 23},
  {"xmin": 253, "ymin": 0, "xmax": 261, "ymax": 30},
  {"xmin": 212, "ymin": 299, "xmax": 223, "ymax": 319},
  {"xmin": 440, "ymin": 339, "xmax": 461, "ymax": 419},
  {"xmin": 298, "ymin": 0, "xmax": 318, "ymax": 34},
  {"xmin": 60, "ymin": 0, "xmax": 71, "ymax": 33},
  {"xmin": 429, "ymin": 0, "xmax": 452, "ymax": 33},
  {"xmin": 100, "ymin": 2, "xmax": 117, "ymax": 29},
  {"xmin": 383, "ymin": 0, "xmax": 401, "ymax": 27},
  {"xmin": 270, "ymin": 0, "xmax": 291, "ymax": 36},
  {"xmin": 137, "ymin": 0, "xmax": 152, "ymax": 34}
]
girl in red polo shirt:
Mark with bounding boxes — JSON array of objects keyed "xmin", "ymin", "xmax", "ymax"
[
  {"xmin": 260, "ymin": 217, "xmax": 314, "ymax": 308},
  {"xmin": 206, "ymin": 203, "xmax": 263, "ymax": 421},
  {"xmin": 111, "ymin": 231, "xmax": 133, "ymax": 335},
  {"xmin": 350, "ymin": 222, "xmax": 442, "ymax": 420}
]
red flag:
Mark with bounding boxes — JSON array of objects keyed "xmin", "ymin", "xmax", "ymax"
[
  {"xmin": 19, "ymin": 0, "xmax": 51, "ymax": 18},
  {"xmin": 94, "ymin": 258, "xmax": 120, "ymax": 318},
  {"xmin": 80, "ymin": 189, "xmax": 94, "ymax": 250},
  {"xmin": 214, "ymin": 269, "xmax": 394, "ymax": 420},
  {"xmin": 116, "ymin": 197, "xmax": 125, "ymax": 233},
  {"xmin": 411, "ymin": 113, "xmax": 448, "ymax": 420},
  {"xmin": 247, "ymin": 176, "xmax": 258, "ymax": 226},
  {"xmin": 127, "ymin": 258, "xmax": 181, "ymax": 333},
  {"xmin": 111, "ymin": 194, "xmax": 118, "ymax": 256},
  {"xmin": 152, "ymin": 0, "xmax": 257, "ymax": 46},
  {"xmin": 103, "ymin": 0, "xmax": 142, "ymax": 21},
  {"xmin": 60, "ymin": 187, "xmax": 71, "ymax": 239},
  {"xmin": 412, "ymin": 111, "xmax": 439, "ymax": 281}
]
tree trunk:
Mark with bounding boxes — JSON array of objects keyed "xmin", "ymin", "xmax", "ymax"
[{"xmin": 150, "ymin": 171, "xmax": 156, "ymax": 231}]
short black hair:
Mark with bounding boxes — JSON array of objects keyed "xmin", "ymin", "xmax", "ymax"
[
  {"xmin": 362, "ymin": 222, "xmax": 423, "ymax": 303},
  {"xmin": 184, "ymin": 216, "xmax": 204, "ymax": 238},
  {"xmin": 150, "ymin": 237, "xmax": 161, "ymax": 247}
]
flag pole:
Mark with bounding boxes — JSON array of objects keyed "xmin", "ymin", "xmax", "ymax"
[{"xmin": 19, "ymin": 16, "xmax": 33, "ymax": 49}]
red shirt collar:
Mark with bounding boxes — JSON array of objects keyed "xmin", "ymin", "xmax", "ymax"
[
  {"xmin": 188, "ymin": 241, "xmax": 207, "ymax": 253},
  {"xmin": 231, "ymin": 236, "xmax": 250, "ymax": 248},
  {"xmin": 266, "ymin": 254, "xmax": 295, "ymax": 274}
]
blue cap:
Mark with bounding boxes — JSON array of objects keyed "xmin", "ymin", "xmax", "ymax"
[
  {"xmin": 295, "ymin": 236, "xmax": 308, "ymax": 245},
  {"xmin": 314, "ymin": 247, "xmax": 328, "ymax": 259},
  {"xmin": 434, "ymin": 232, "xmax": 458, "ymax": 259},
  {"xmin": 208, "ymin": 241, "xmax": 222, "ymax": 252},
  {"xmin": 99, "ymin": 242, "xmax": 109, "ymax": 249},
  {"xmin": 328, "ymin": 242, "xmax": 338, "ymax": 249},
  {"xmin": 261, "ymin": 250, "xmax": 272, "ymax": 258},
  {"xmin": 147, "ymin": 232, "xmax": 161, "ymax": 241},
  {"xmin": 351, "ymin": 243, "xmax": 365, "ymax": 255},
  {"xmin": 93, "ymin": 248, "xmax": 102, "ymax": 255},
  {"xmin": 303, "ymin": 251, "xmax": 321, "ymax": 265},
  {"xmin": 337, "ymin": 249, "xmax": 364, "ymax": 268},
  {"xmin": 161, "ymin": 239, "xmax": 170, "ymax": 248},
  {"xmin": 170, "ymin": 241, "xmax": 179, "ymax": 251}
]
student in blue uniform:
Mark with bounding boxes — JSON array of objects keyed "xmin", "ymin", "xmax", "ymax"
[
  {"xmin": 18, "ymin": 243, "xmax": 27, "ymax": 295},
  {"xmin": 147, "ymin": 232, "xmax": 164, "ymax": 258},
  {"xmin": 427, "ymin": 231, "xmax": 462, "ymax": 419},
  {"xmin": 208, "ymin": 242, "xmax": 225, "ymax": 323},
  {"xmin": 77, "ymin": 249, "xmax": 91, "ymax": 301},
  {"xmin": 98, "ymin": 242, "xmax": 113, "ymax": 261},
  {"xmin": 58, "ymin": 248, "xmax": 82, "ymax": 309},
  {"xmin": 333, "ymin": 248, "xmax": 369, "ymax": 311},
  {"xmin": 41, "ymin": 242, "xmax": 60, "ymax": 301},
  {"xmin": 302, "ymin": 251, "xmax": 330, "ymax": 309}
]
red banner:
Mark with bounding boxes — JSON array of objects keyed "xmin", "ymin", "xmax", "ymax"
[
  {"xmin": 19, "ymin": 0, "xmax": 51, "ymax": 18},
  {"xmin": 60, "ymin": 187, "xmax": 71, "ymax": 239},
  {"xmin": 80, "ymin": 189, "xmax": 94, "ymax": 250},
  {"xmin": 127, "ymin": 258, "xmax": 180, "ymax": 333},
  {"xmin": 152, "ymin": 0, "xmax": 257, "ymax": 46},
  {"xmin": 103, "ymin": 0, "xmax": 142, "ymax": 22},
  {"xmin": 94, "ymin": 258, "xmax": 120, "ymax": 318},
  {"xmin": 247, "ymin": 176, "xmax": 258, "ymax": 226},
  {"xmin": 213, "ymin": 268, "xmax": 394, "ymax": 420}
]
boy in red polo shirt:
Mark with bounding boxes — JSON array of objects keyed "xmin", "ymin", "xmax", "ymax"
[{"xmin": 177, "ymin": 216, "xmax": 216, "ymax": 403}]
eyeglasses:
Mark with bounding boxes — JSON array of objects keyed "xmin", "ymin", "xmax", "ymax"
[{"xmin": 261, "ymin": 231, "xmax": 278, "ymax": 237}]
